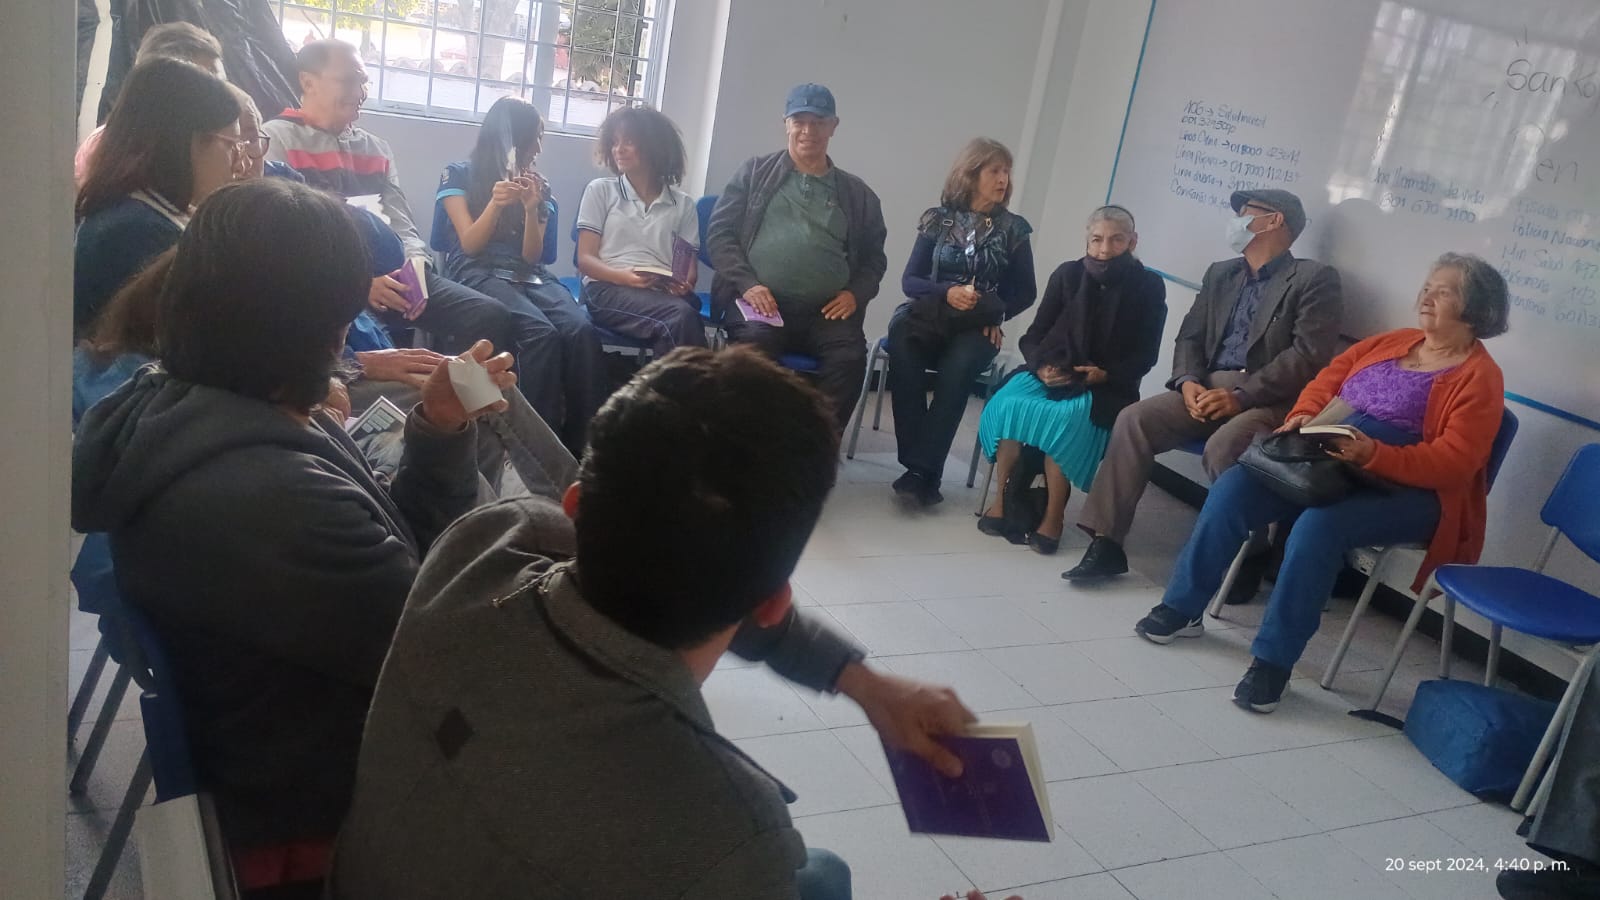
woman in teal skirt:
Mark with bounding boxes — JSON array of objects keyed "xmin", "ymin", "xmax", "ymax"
[{"xmin": 978, "ymin": 206, "xmax": 1167, "ymax": 553}]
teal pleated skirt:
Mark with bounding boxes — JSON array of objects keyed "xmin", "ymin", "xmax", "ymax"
[{"xmin": 978, "ymin": 372, "xmax": 1111, "ymax": 491}]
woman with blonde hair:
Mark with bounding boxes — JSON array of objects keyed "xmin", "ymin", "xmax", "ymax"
[{"xmin": 886, "ymin": 137, "xmax": 1036, "ymax": 506}]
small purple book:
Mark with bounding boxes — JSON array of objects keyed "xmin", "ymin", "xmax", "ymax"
[
  {"xmin": 881, "ymin": 723, "xmax": 1054, "ymax": 842},
  {"xmin": 672, "ymin": 235, "xmax": 697, "ymax": 284},
  {"xmin": 735, "ymin": 297, "xmax": 784, "ymax": 327},
  {"xmin": 391, "ymin": 257, "xmax": 430, "ymax": 318}
]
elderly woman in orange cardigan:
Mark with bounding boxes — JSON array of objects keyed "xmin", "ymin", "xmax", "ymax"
[{"xmin": 1132, "ymin": 252, "xmax": 1509, "ymax": 714}]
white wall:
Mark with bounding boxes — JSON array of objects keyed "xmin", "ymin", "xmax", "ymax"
[
  {"xmin": 0, "ymin": 0, "xmax": 73, "ymax": 895},
  {"xmin": 1039, "ymin": 0, "xmax": 1594, "ymax": 681}
]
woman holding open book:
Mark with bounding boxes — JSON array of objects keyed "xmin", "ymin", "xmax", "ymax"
[
  {"xmin": 575, "ymin": 105, "xmax": 706, "ymax": 358},
  {"xmin": 1134, "ymin": 253, "xmax": 1510, "ymax": 715},
  {"xmin": 437, "ymin": 96, "xmax": 607, "ymax": 452}
]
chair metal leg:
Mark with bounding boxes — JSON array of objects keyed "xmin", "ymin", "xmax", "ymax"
[
  {"xmin": 1439, "ymin": 595, "xmax": 1457, "ymax": 679},
  {"xmin": 1485, "ymin": 623, "xmax": 1503, "ymax": 687},
  {"xmin": 70, "ymin": 665, "xmax": 131, "ymax": 796},
  {"xmin": 871, "ymin": 353, "xmax": 888, "ymax": 430},
  {"xmin": 1205, "ymin": 539, "xmax": 1253, "ymax": 619},
  {"xmin": 1364, "ymin": 579, "xmax": 1438, "ymax": 710},
  {"xmin": 845, "ymin": 343, "xmax": 881, "ymax": 460},
  {"xmin": 1513, "ymin": 646, "xmax": 1599, "ymax": 811},
  {"xmin": 82, "ymin": 750, "xmax": 152, "ymax": 900},
  {"xmin": 1322, "ymin": 549, "xmax": 1390, "ymax": 689},
  {"xmin": 68, "ymin": 637, "xmax": 110, "ymax": 738}
]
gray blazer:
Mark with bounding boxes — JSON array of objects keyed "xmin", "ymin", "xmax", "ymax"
[
  {"xmin": 1168, "ymin": 253, "xmax": 1344, "ymax": 410},
  {"xmin": 706, "ymin": 149, "xmax": 888, "ymax": 321}
]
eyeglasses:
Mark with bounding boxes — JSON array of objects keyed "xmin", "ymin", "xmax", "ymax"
[{"xmin": 241, "ymin": 135, "xmax": 272, "ymax": 158}]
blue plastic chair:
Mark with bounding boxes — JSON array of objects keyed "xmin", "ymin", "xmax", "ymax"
[
  {"xmin": 1320, "ymin": 408, "xmax": 1520, "ymax": 685},
  {"xmin": 694, "ymin": 194, "xmax": 718, "ymax": 329},
  {"xmin": 83, "ymin": 603, "xmax": 239, "ymax": 899},
  {"xmin": 68, "ymin": 534, "xmax": 134, "ymax": 797},
  {"xmin": 1403, "ymin": 442, "xmax": 1600, "ymax": 810}
]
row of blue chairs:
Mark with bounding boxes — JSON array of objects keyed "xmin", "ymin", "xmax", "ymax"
[{"xmin": 427, "ymin": 191, "xmax": 821, "ymax": 374}]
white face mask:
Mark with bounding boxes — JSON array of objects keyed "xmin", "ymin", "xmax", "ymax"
[{"xmin": 1225, "ymin": 212, "xmax": 1268, "ymax": 254}]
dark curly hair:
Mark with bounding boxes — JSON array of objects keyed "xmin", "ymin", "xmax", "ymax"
[{"xmin": 593, "ymin": 105, "xmax": 686, "ymax": 186}]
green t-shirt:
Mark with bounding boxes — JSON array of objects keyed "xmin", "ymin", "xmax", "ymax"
[{"xmin": 745, "ymin": 170, "xmax": 851, "ymax": 307}]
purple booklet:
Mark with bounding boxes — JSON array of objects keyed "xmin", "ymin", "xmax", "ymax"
[
  {"xmin": 391, "ymin": 257, "xmax": 430, "ymax": 318},
  {"xmin": 881, "ymin": 723, "xmax": 1054, "ymax": 842},
  {"xmin": 672, "ymin": 235, "xmax": 697, "ymax": 284},
  {"xmin": 735, "ymin": 297, "xmax": 785, "ymax": 327}
]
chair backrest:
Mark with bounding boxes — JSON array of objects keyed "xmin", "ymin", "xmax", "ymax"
[
  {"xmin": 695, "ymin": 194, "xmax": 718, "ymax": 268},
  {"xmin": 1540, "ymin": 443, "xmax": 1600, "ymax": 565},
  {"xmin": 1485, "ymin": 408, "xmax": 1519, "ymax": 491},
  {"xmin": 431, "ymin": 191, "xmax": 559, "ymax": 267},
  {"xmin": 112, "ymin": 604, "xmax": 200, "ymax": 803}
]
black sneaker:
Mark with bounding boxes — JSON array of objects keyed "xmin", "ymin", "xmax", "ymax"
[
  {"xmin": 1062, "ymin": 536, "xmax": 1128, "ymax": 581},
  {"xmin": 1233, "ymin": 659, "xmax": 1292, "ymax": 713},
  {"xmin": 1135, "ymin": 604, "xmax": 1203, "ymax": 644},
  {"xmin": 916, "ymin": 480, "xmax": 944, "ymax": 507}
]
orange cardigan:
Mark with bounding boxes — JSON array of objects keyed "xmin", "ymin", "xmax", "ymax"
[{"xmin": 1286, "ymin": 328, "xmax": 1505, "ymax": 590}]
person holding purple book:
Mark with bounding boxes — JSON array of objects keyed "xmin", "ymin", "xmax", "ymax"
[{"xmin": 575, "ymin": 105, "xmax": 706, "ymax": 358}]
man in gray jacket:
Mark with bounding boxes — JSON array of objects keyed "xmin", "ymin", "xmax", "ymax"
[
  {"xmin": 708, "ymin": 83, "xmax": 889, "ymax": 433},
  {"xmin": 1065, "ymin": 189, "xmax": 1343, "ymax": 581},
  {"xmin": 330, "ymin": 348, "xmax": 976, "ymax": 900}
]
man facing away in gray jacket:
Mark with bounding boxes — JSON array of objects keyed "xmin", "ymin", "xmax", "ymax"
[
  {"xmin": 708, "ymin": 83, "xmax": 889, "ymax": 434},
  {"xmin": 1063, "ymin": 189, "xmax": 1344, "ymax": 583},
  {"xmin": 329, "ymin": 347, "xmax": 979, "ymax": 900}
]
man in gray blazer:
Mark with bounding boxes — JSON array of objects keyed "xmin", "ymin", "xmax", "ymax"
[{"xmin": 1064, "ymin": 189, "xmax": 1343, "ymax": 581}]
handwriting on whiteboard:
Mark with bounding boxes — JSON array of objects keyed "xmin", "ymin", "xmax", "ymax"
[{"xmin": 1171, "ymin": 98, "xmax": 1304, "ymax": 210}]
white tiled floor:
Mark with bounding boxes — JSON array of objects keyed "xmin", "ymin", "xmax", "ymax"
[{"xmin": 64, "ymin": 399, "xmax": 1522, "ymax": 899}]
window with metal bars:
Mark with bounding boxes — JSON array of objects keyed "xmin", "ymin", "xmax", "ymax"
[{"xmin": 270, "ymin": 0, "xmax": 667, "ymax": 134}]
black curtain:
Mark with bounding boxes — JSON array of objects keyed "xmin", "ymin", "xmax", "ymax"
[{"xmin": 97, "ymin": 0, "xmax": 301, "ymax": 124}]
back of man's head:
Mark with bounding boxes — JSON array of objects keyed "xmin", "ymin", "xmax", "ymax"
[
  {"xmin": 136, "ymin": 22, "xmax": 223, "ymax": 73},
  {"xmin": 574, "ymin": 347, "xmax": 839, "ymax": 649},
  {"xmin": 297, "ymin": 38, "xmax": 356, "ymax": 76}
]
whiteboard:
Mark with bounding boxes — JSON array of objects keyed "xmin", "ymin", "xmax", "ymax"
[{"xmin": 1108, "ymin": 0, "xmax": 1600, "ymax": 425}]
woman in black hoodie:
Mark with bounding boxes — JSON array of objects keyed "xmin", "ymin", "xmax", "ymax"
[
  {"xmin": 71, "ymin": 178, "xmax": 517, "ymax": 899},
  {"xmin": 976, "ymin": 205, "xmax": 1167, "ymax": 553}
]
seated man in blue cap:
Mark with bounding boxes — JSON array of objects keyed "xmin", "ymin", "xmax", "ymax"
[{"xmin": 707, "ymin": 83, "xmax": 888, "ymax": 434}]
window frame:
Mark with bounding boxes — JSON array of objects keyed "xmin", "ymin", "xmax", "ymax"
[{"xmin": 270, "ymin": 0, "xmax": 669, "ymax": 135}]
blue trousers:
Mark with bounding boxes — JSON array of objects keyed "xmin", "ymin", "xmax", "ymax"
[
  {"xmin": 1162, "ymin": 465, "xmax": 1439, "ymax": 669},
  {"xmin": 797, "ymin": 848, "xmax": 852, "ymax": 900},
  {"xmin": 886, "ymin": 305, "xmax": 999, "ymax": 484}
]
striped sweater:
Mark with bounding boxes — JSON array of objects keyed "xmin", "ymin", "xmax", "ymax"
[{"xmin": 261, "ymin": 109, "xmax": 428, "ymax": 259}]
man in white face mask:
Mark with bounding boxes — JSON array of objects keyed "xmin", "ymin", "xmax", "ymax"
[{"xmin": 1064, "ymin": 188, "xmax": 1343, "ymax": 583}]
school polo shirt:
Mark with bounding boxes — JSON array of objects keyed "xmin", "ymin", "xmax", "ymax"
[{"xmin": 574, "ymin": 175, "xmax": 698, "ymax": 282}]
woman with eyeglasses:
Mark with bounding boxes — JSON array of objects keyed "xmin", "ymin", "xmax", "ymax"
[
  {"xmin": 974, "ymin": 205, "xmax": 1167, "ymax": 553},
  {"xmin": 575, "ymin": 105, "xmax": 705, "ymax": 357},
  {"xmin": 885, "ymin": 138, "xmax": 1037, "ymax": 508},
  {"xmin": 73, "ymin": 58, "xmax": 241, "ymax": 419}
]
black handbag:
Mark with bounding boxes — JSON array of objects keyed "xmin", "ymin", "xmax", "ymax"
[{"xmin": 1236, "ymin": 432, "xmax": 1354, "ymax": 507}]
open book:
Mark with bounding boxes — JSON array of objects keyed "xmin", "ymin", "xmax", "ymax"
[
  {"xmin": 881, "ymin": 722, "xmax": 1054, "ymax": 842},
  {"xmin": 346, "ymin": 396, "xmax": 407, "ymax": 477},
  {"xmin": 634, "ymin": 236, "xmax": 698, "ymax": 291},
  {"xmin": 391, "ymin": 257, "xmax": 430, "ymax": 318}
]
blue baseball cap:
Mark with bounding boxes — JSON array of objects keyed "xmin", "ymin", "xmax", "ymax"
[{"xmin": 784, "ymin": 83, "xmax": 836, "ymax": 119}]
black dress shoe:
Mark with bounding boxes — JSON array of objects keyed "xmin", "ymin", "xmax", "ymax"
[
  {"xmin": 1496, "ymin": 863, "xmax": 1600, "ymax": 899},
  {"xmin": 1028, "ymin": 532, "xmax": 1059, "ymax": 555},
  {"xmin": 916, "ymin": 481, "xmax": 944, "ymax": 507},
  {"xmin": 1062, "ymin": 536, "xmax": 1128, "ymax": 580},
  {"xmin": 976, "ymin": 515, "xmax": 1008, "ymax": 536},
  {"xmin": 891, "ymin": 470, "xmax": 923, "ymax": 497}
]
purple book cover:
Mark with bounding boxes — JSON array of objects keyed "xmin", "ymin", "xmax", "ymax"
[
  {"xmin": 882, "ymin": 732, "xmax": 1053, "ymax": 842},
  {"xmin": 672, "ymin": 235, "xmax": 697, "ymax": 284},
  {"xmin": 735, "ymin": 297, "xmax": 785, "ymax": 327},
  {"xmin": 392, "ymin": 258, "xmax": 429, "ymax": 317}
]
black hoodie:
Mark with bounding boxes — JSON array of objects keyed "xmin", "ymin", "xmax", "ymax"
[{"xmin": 72, "ymin": 367, "xmax": 479, "ymax": 847}]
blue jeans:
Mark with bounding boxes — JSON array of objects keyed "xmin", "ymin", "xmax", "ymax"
[
  {"xmin": 797, "ymin": 848, "xmax": 852, "ymax": 900},
  {"xmin": 1162, "ymin": 417, "xmax": 1440, "ymax": 669}
]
